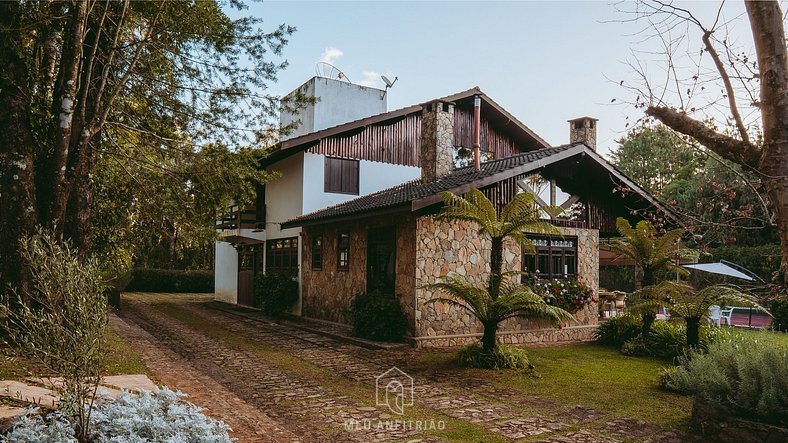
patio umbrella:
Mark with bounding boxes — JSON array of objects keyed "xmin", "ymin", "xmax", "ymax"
[{"xmin": 682, "ymin": 262, "xmax": 755, "ymax": 281}]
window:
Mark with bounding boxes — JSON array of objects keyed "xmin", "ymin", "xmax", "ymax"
[
  {"xmin": 265, "ymin": 237, "xmax": 299, "ymax": 275},
  {"xmin": 522, "ymin": 236, "xmax": 577, "ymax": 280},
  {"xmin": 337, "ymin": 232, "xmax": 350, "ymax": 271},
  {"xmin": 324, "ymin": 157, "xmax": 359, "ymax": 195},
  {"xmin": 311, "ymin": 235, "xmax": 323, "ymax": 270}
]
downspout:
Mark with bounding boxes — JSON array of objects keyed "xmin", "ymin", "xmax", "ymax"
[{"xmin": 473, "ymin": 95, "xmax": 481, "ymax": 171}]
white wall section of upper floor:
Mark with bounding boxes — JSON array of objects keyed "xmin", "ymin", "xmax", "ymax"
[
  {"xmin": 301, "ymin": 152, "xmax": 421, "ymax": 215},
  {"xmin": 265, "ymin": 152, "xmax": 304, "ymax": 240},
  {"xmin": 280, "ymin": 77, "xmax": 387, "ymax": 141}
]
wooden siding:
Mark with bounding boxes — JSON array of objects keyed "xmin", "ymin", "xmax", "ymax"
[
  {"xmin": 454, "ymin": 107, "xmax": 527, "ymax": 159},
  {"xmin": 305, "ymin": 108, "xmax": 532, "ymax": 166},
  {"xmin": 481, "ymin": 175, "xmax": 618, "ymax": 233},
  {"xmin": 307, "ymin": 114, "xmax": 422, "ymax": 166}
]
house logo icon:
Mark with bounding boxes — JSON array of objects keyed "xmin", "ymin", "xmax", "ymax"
[{"xmin": 375, "ymin": 366, "xmax": 414, "ymax": 415}]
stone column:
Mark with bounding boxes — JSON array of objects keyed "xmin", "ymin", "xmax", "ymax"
[
  {"xmin": 421, "ymin": 101, "xmax": 455, "ymax": 182},
  {"xmin": 568, "ymin": 116, "xmax": 598, "ymax": 151}
]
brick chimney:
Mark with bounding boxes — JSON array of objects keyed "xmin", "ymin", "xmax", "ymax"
[
  {"xmin": 568, "ymin": 116, "xmax": 598, "ymax": 151},
  {"xmin": 420, "ymin": 100, "xmax": 455, "ymax": 182}
]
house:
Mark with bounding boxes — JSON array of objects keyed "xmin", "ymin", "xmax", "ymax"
[{"xmin": 214, "ymin": 76, "xmax": 675, "ymax": 347}]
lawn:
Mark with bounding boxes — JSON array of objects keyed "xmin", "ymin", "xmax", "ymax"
[
  {"xmin": 0, "ymin": 325, "xmax": 148, "ymax": 381},
  {"xmin": 402, "ymin": 344, "xmax": 694, "ymax": 430}
]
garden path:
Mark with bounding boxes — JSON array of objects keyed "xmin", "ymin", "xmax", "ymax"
[{"xmin": 114, "ymin": 293, "xmax": 701, "ymax": 443}]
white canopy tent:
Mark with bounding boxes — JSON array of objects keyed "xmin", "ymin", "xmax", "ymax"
[{"xmin": 682, "ymin": 262, "xmax": 754, "ymax": 281}]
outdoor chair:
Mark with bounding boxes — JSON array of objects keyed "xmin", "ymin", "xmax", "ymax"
[
  {"xmin": 720, "ymin": 306, "xmax": 734, "ymax": 327},
  {"xmin": 708, "ymin": 305, "xmax": 722, "ymax": 327}
]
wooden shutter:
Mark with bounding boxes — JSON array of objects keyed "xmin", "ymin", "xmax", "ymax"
[{"xmin": 325, "ymin": 157, "xmax": 359, "ymax": 194}]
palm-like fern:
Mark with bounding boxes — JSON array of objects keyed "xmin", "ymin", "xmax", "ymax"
[
  {"xmin": 607, "ymin": 218, "xmax": 694, "ymax": 335},
  {"xmin": 629, "ymin": 281, "xmax": 766, "ymax": 347},
  {"xmin": 608, "ymin": 218, "xmax": 690, "ymax": 287},
  {"xmin": 426, "ymin": 189, "xmax": 573, "ymax": 352},
  {"xmin": 425, "ymin": 273, "xmax": 574, "ymax": 351},
  {"xmin": 438, "ymin": 189, "xmax": 559, "ymax": 297}
]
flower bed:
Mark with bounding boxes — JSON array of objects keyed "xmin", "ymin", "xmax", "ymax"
[{"xmin": 527, "ymin": 276, "xmax": 597, "ymax": 313}]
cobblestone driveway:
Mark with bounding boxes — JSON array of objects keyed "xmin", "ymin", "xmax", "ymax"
[{"xmin": 113, "ymin": 294, "xmax": 700, "ymax": 443}]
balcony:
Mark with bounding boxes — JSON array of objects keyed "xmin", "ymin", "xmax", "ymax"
[{"xmin": 215, "ymin": 204, "xmax": 265, "ymax": 231}]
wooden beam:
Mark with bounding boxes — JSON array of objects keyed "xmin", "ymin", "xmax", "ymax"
[{"xmin": 560, "ymin": 194, "xmax": 581, "ymax": 210}]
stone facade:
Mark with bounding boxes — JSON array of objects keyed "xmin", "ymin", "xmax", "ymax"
[
  {"xmin": 420, "ymin": 101, "xmax": 455, "ymax": 182},
  {"xmin": 300, "ymin": 213, "xmax": 601, "ymax": 348},
  {"xmin": 413, "ymin": 216, "xmax": 600, "ymax": 347},
  {"xmin": 300, "ymin": 214, "xmax": 417, "ymax": 334}
]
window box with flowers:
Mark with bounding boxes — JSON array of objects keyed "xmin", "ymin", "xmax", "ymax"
[{"xmin": 526, "ymin": 275, "xmax": 597, "ymax": 314}]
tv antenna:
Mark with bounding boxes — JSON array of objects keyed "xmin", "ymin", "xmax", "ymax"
[
  {"xmin": 315, "ymin": 62, "xmax": 351, "ymax": 83},
  {"xmin": 381, "ymin": 75, "xmax": 398, "ymax": 98}
]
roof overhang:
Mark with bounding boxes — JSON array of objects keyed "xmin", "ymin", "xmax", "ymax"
[{"xmin": 260, "ymin": 87, "xmax": 551, "ymax": 168}]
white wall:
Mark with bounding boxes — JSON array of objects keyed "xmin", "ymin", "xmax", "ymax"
[
  {"xmin": 301, "ymin": 152, "xmax": 422, "ymax": 214},
  {"xmin": 265, "ymin": 153, "xmax": 304, "ymax": 240},
  {"xmin": 214, "ymin": 241, "xmax": 238, "ymax": 304},
  {"xmin": 280, "ymin": 77, "xmax": 387, "ymax": 141}
]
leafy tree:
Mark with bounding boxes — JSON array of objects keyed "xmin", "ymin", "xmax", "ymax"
[
  {"xmin": 0, "ymin": 1, "xmax": 300, "ymax": 294},
  {"xmin": 425, "ymin": 189, "xmax": 573, "ymax": 354},
  {"xmin": 611, "ymin": 125, "xmax": 701, "ymax": 197},
  {"xmin": 607, "ymin": 218, "xmax": 691, "ymax": 335},
  {"xmin": 630, "ymin": 281, "xmax": 764, "ymax": 347},
  {"xmin": 619, "ymin": 1, "xmax": 788, "ymax": 284}
]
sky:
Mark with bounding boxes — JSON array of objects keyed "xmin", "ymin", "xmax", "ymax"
[{"xmin": 235, "ymin": 1, "xmax": 753, "ymax": 158}]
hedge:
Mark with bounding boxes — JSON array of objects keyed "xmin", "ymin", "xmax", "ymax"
[{"xmin": 125, "ymin": 269, "xmax": 214, "ymax": 293}]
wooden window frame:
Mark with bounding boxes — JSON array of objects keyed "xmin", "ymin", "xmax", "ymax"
[
  {"xmin": 324, "ymin": 157, "xmax": 360, "ymax": 195},
  {"xmin": 311, "ymin": 235, "xmax": 323, "ymax": 270},
  {"xmin": 337, "ymin": 232, "xmax": 350, "ymax": 271},
  {"xmin": 522, "ymin": 235, "xmax": 578, "ymax": 280},
  {"xmin": 265, "ymin": 237, "xmax": 299, "ymax": 275}
]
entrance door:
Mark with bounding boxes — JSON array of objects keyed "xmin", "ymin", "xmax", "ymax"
[
  {"xmin": 367, "ymin": 227, "xmax": 397, "ymax": 294},
  {"xmin": 237, "ymin": 247, "xmax": 255, "ymax": 306}
]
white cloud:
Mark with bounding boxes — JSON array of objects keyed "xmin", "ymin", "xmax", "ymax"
[
  {"xmin": 356, "ymin": 71, "xmax": 382, "ymax": 88},
  {"xmin": 319, "ymin": 47, "xmax": 344, "ymax": 65}
]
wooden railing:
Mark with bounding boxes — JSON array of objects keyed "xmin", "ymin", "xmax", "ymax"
[{"xmin": 215, "ymin": 204, "xmax": 264, "ymax": 231}]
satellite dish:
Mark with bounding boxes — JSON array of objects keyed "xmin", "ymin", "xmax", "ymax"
[
  {"xmin": 315, "ymin": 62, "xmax": 351, "ymax": 83},
  {"xmin": 381, "ymin": 75, "xmax": 398, "ymax": 88}
]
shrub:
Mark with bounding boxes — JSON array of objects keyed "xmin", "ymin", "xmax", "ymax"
[
  {"xmin": 350, "ymin": 291, "xmax": 407, "ymax": 342},
  {"xmin": 620, "ymin": 321, "xmax": 721, "ymax": 360},
  {"xmin": 660, "ymin": 334, "xmax": 788, "ymax": 425},
  {"xmin": 769, "ymin": 294, "xmax": 788, "ymax": 332},
  {"xmin": 125, "ymin": 269, "xmax": 214, "ymax": 293},
  {"xmin": 6, "ymin": 388, "xmax": 233, "ymax": 442},
  {"xmin": 253, "ymin": 273, "xmax": 298, "ymax": 316},
  {"xmin": 528, "ymin": 275, "xmax": 596, "ymax": 313},
  {"xmin": 457, "ymin": 341, "xmax": 531, "ymax": 370},
  {"xmin": 0, "ymin": 229, "xmax": 108, "ymax": 442},
  {"xmin": 594, "ymin": 314, "xmax": 642, "ymax": 347}
]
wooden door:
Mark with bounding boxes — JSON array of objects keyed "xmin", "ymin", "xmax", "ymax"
[
  {"xmin": 367, "ymin": 227, "xmax": 397, "ymax": 294},
  {"xmin": 237, "ymin": 247, "xmax": 254, "ymax": 306}
]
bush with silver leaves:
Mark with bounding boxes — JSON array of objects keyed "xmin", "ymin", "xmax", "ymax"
[{"xmin": 5, "ymin": 388, "xmax": 234, "ymax": 442}]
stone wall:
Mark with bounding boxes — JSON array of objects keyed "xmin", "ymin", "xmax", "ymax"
[
  {"xmin": 420, "ymin": 101, "xmax": 455, "ymax": 182},
  {"xmin": 300, "ymin": 214, "xmax": 417, "ymax": 333},
  {"xmin": 413, "ymin": 215, "xmax": 600, "ymax": 347}
]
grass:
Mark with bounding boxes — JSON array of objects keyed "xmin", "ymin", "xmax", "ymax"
[
  {"xmin": 403, "ymin": 344, "xmax": 694, "ymax": 430},
  {"xmin": 0, "ymin": 325, "xmax": 149, "ymax": 381}
]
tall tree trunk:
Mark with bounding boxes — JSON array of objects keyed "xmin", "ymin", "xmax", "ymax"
[
  {"xmin": 0, "ymin": 2, "xmax": 39, "ymax": 293},
  {"xmin": 746, "ymin": 0, "xmax": 788, "ymax": 285},
  {"xmin": 685, "ymin": 317, "xmax": 701, "ymax": 349},
  {"xmin": 488, "ymin": 236, "xmax": 503, "ymax": 299},
  {"xmin": 481, "ymin": 320, "xmax": 499, "ymax": 353}
]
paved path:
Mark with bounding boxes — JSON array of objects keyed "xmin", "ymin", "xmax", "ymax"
[{"xmin": 113, "ymin": 294, "xmax": 700, "ymax": 443}]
